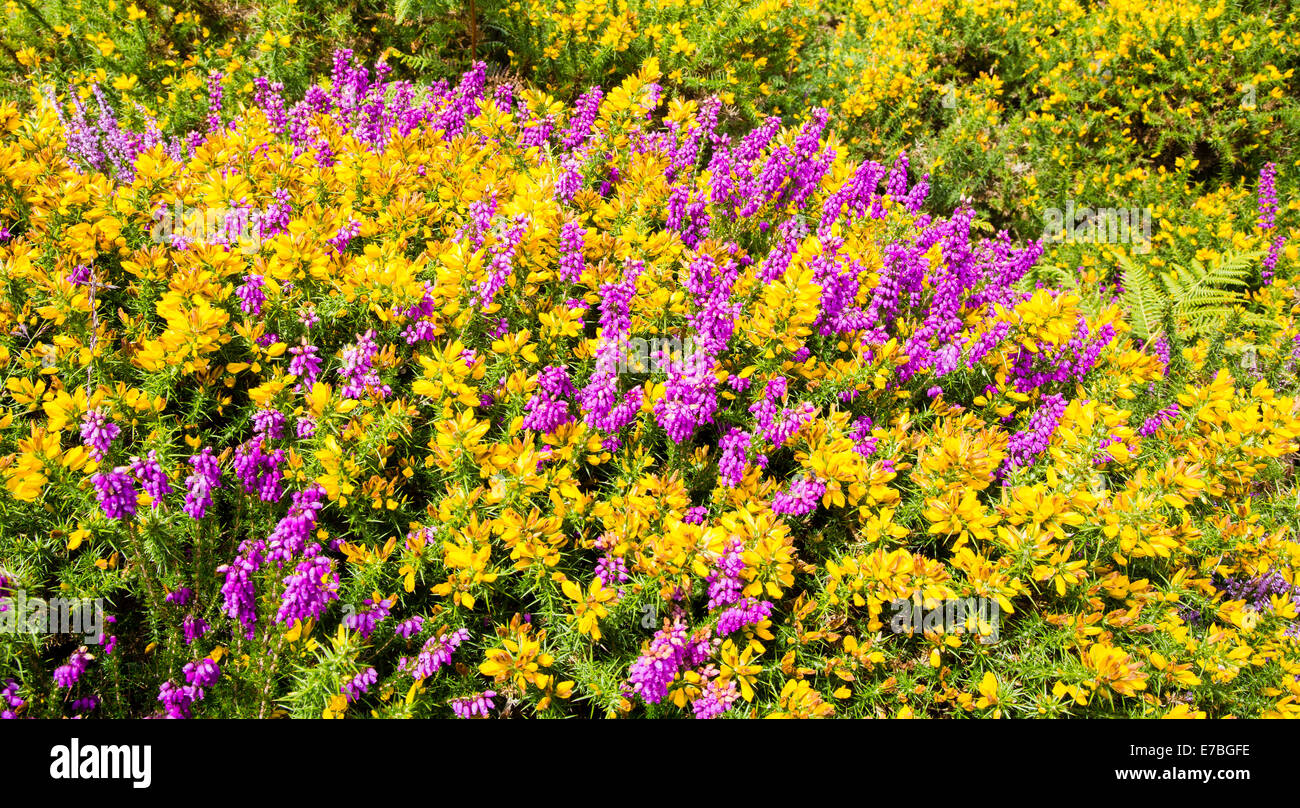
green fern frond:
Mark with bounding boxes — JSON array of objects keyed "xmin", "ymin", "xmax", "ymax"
[
  {"xmin": 393, "ymin": 0, "xmax": 413, "ymax": 25},
  {"xmin": 1159, "ymin": 249, "xmax": 1265, "ymax": 338},
  {"xmin": 1118, "ymin": 251, "xmax": 1165, "ymax": 341}
]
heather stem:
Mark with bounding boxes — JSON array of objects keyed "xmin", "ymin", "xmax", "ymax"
[
  {"xmin": 127, "ymin": 520, "xmax": 166, "ymax": 636},
  {"xmin": 257, "ymin": 632, "xmax": 287, "ymax": 719}
]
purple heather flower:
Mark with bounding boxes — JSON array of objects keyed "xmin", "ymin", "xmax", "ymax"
[
  {"xmin": 1138, "ymin": 405, "xmax": 1180, "ymax": 437},
  {"xmin": 523, "ymin": 365, "xmax": 576, "ymax": 433},
  {"xmin": 726, "ymin": 373, "xmax": 752, "ymax": 392},
  {"xmin": 182, "ymin": 615, "xmax": 209, "ymax": 645},
  {"xmin": 253, "ymin": 408, "xmax": 286, "ymax": 441},
  {"xmin": 771, "ymin": 476, "xmax": 826, "ymax": 516},
  {"xmin": 184, "ymin": 658, "xmax": 221, "ymax": 689},
  {"xmin": 462, "ymin": 194, "xmax": 497, "ymax": 251},
  {"xmin": 555, "ymin": 150, "xmax": 585, "ymax": 202},
  {"xmin": 451, "ymin": 690, "xmax": 497, "ymax": 718},
  {"xmin": 183, "ymin": 446, "xmax": 222, "ymax": 519},
  {"xmin": 1217, "ymin": 570, "xmax": 1300, "ymax": 612},
  {"xmin": 328, "ymin": 219, "xmax": 362, "ymax": 252},
  {"xmin": 476, "ymin": 214, "xmax": 529, "ymax": 308},
  {"xmin": 1153, "ymin": 333, "xmax": 1171, "ymax": 375},
  {"xmin": 558, "ymin": 220, "xmax": 586, "ymax": 283},
  {"xmin": 338, "ymin": 330, "xmax": 390, "ymax": 399},
  {"xmin": 80, "ymin": 408, "xmax": 120, "ymax": 462},
  {"xmin": 218, "ymin": 538, "xmax": 264, "ymax": 638},
  {"xmin": 749, "ymin": 377, "xmax": 814, "ymax": 447},
  {"xmin": 1256, "ymin": 164, "xmax": 1286, "ymax": 283},
  {"xmin": 54, "ymin": 648, "xmax": 92, "ymax": 689},
  {"xmin": 93, "ymin": 467, "xmax": 137, "ymax": 520},
  {"xmin": 684, "ymin": 506, "xmax": 708, "ymax": 525},
  {"xmin": 342, "ymin": 597, "xmax": 394, "ymax": 640},
  {"xmin": 157, "ymin": 681, "xmax": 199, "ymax": 719},
  {"xmin": 1264, "ymin": 235, "xmax": 1285, "ymax": 283},
  {"xmin": 1003, "ymin": 394, "xmax": 1068, "ymax": 471},
  {"xmin": 235, "ymin": 274, "xmax": 266, "ymax": 315},
  {"xmin": 683, "ymin": 251, "xmax": 741, "ymax": 354},
  {"xmin": 717, "ymin": 429, "xmax": 752, "ymax": 489},
  {"xmin": 395, "ymin": 615, "xmax": 425, "ymax": 639},
  {"xmin": 342, "ymin": 668, "xmax": 378, "ymax": 703},
  {"xmin": 130, "ymin": 450, "xmax": 172, "ymax": 504},
  {"xmin": 206, "ymin": 71, "xmax": 224, "ymax": 132},
  {"xmin": 2, "ymin": 679, "xmax": 25, "ymax": 719},
  {"xmin": 298, "ymin": 304, "xmax": 321, "ymax": 328},
  {"xmin": 289, "ymin": 340, "xmax": 323, "ymax": 391},
  {"xmin": 627, "ymin": 618, "xmax": 714, "ymax": 705},
  {"xmin": 692, "ymin": 675, "xmax": 739, "ymax": 719},
  {"xmin": 595, "ymin": 549, "xmax": 630, "ymax": 588},
  {"xmin": 707, "ymin": 538, "xmax": 746, "ymax": 609},
  {"xmin": 276, "ymin": 554, "xmax": 340, "ymax": 626},
  {"xmin": 265, "ymin": 485, "xmax": 327, "ymax": 565},
  {"xmin": 561, "ymin": 87, "xmax": 604, "ymax": 150},
  {"xmin": 72, "ymin": 696, "xmax": 98, "ymax": 714},
  {"xmin": 258, "ymin": 187, "xmax": 292, "ymax": 238},
  {"xmin": 405, "ymin": 628, "xmax": 471, "ymax": 680},
  {"xmin": 233, "ymin": 438, "xmax": 286, "ymax": 502},
  {"xmin": 67, "ymin": 264, "xmax": 93, "ymax": 286},
  {"xmin": 715, "ymin": 598, "xmax": 774, "ymax": 635},
  {"xmin": 1258, "ymin": 162, "xmax": 1279, "ymax": 232},
  {"xmin": 579, "ymin": 260, "xmax": 646, "ymax": 433},
  {"xmin": 760, "ymin": 216, "xmax": 808, "ymax": 283},
  {"xmin": 254, "ymin": 79, "xmax": 288, "ymax": 134},
  {"xmin": 653, "ymin": 348, "xmax": 719, "ymax": 444}
]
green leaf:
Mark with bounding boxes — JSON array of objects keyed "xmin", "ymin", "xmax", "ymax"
[
  {"xmin": 394, "ymin": 0, "xmax": 413, "ymax": 25},
  {"xmin": 1118, "ymin": 251, "xmax": 1164, "ymax": 342},
  {"xmin": 1159, "ymin": 249, "xmax": 1265, "ymax": 338}
]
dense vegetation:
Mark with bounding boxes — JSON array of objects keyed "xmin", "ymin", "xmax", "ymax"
[{"xmin": 0, "ymin": 0, "xmax": 1296, "ymax": 719}]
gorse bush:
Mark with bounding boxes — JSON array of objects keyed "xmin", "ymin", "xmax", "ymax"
[
  {"xmin": 0, "ymin": 49, "xmax": 1298, "ymax": 719},
  {"xmin": 494, "ymin": 0, "xmax": 822, "ymax": 115},
  {"xmin": 0, "ymin": 0, "xmax": 1297, "ymax": 720},
  {"xmin": 5, "ymin": 0, "xmax": 1295, "ymax": 313},
  {"xmin": 0, "ymin": 0, "xmax": 484, "ymax": 121}
]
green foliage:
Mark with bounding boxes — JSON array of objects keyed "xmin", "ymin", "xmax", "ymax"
[
  {"xmin": 1119, "ymin": 251, "xmax": 1169, "ymax": 342},
  {"xmin": 1161, "ymin": 250, "xmax": 1271, "ymax": 338},
  {"xmin": 0, "ymin": 0, "xmax": 1297, "ymax": 723},
  {"xmin": 1122, "ymin": 249, "xmax": 1271, "ymax": 343}
]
